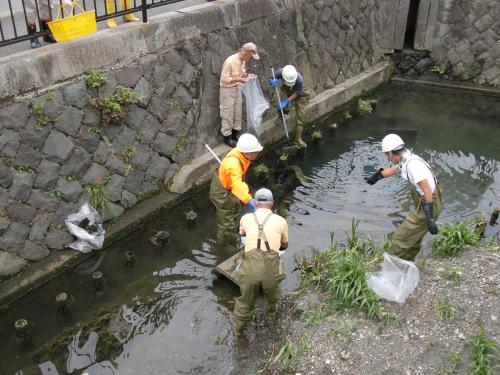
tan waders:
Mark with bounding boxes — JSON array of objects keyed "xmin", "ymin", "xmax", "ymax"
[
  {"xmin": 209, "ymin": 172, "xmax": 241, "ymax": 251},
  {"xmin": 280, "ymin": 86, "xmax": 310, "ymax": 149},
  {"xmin": 234, "ymin": 213, "xmax": 285, "ymax": 335},
  {"xmin": 389, "ymin": 186, "xmax": 443, "ymax": 260}
]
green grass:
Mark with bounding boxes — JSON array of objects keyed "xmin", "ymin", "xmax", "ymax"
[
  {"xmin": 300, "ymin": 303, "xmax": 328, "ymax": 327},
  {"xmin": 437, "ymin": 299, "xmax": 458, "ymax": 321},
  {"xmin": 271, "ymin": 339, "xmax": 311, "ymax": 371},
  {"xmin": 432, "ymin": 221, "xmax": 481, "ymax": 257},
  {"xmin": 436, "ymin": 352, "xmax": 461, "ymax": 375},
  {"xmin": 441, "ymin": 263, "xmax": 462, "ymax": 283},
  {"xmin": 86, "ymin": 69, "xmax": 107, "ymax": 89},
  {"xmin": 468, "ymin": 329, "xmax": 498, "ymax": 375},
  {"xmin": 331, "ymin": 319, "xmax": 356, "ymax": 343},
  {"xmin": 86, "ymin": 185, "xmax": 108, "ymax": 210},
  {"xmin": 357, "ymin": 99, "xmax": 374, "ymax": 116},
  {"xmin": 299, "ymin": 220, "xmax": 384, "ymax": 318}
]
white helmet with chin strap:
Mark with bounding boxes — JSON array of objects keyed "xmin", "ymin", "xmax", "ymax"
[
  {"xmin": 381, "ymin": 134, "xmax": 405, "ymax": 153},
  {"xmin": 282, "ymin": 65, "xmax": 298, "ymax": 87},
  {"xmin": 236, "ymin": 133, "xmax": 264, "ymax": 153}
]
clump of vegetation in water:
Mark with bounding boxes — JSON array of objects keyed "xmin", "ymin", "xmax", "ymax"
[
  {"xmin": 343, "ymin": 111, "xmax": 352, "ymax": 121},
  {"xmin": 298, "ymin": 219, "xmax": 385, "ymax": 318},
  {"xmin": 150, "ymin": 230, "xmax": 170, "ymax": 247},
  {"xmin": 185, "ymin": 210, "xmax": 198, "ymax": 227},
  {"xmin": 328, "ymin": 123, "xmax": 338, "ymax": 132},
  {"xmin": 357, "ymin": 99, "xmax": 374, "ymax": 116},
  {"xmin": 253, "ymin": 163, "xmax": 270, "ymax": 183},
  {"xmin": 432, "ymin": 221, "xmax": 481, "ymax": 257},
  {"xmin": 277, "ymin": 154, "xmax": 288, "ymax": 168},
  {"xmin": 311, "ymin": 130, "xmax": 322, "ymax": 143}
]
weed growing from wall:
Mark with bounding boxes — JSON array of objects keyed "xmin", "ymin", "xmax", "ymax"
[
  {"xmin": 86, "ymin": 69, "xmax": 107, "ymax": 89},
  {"xmin": 90, "ymin": 86, "xmax": 143, "ymax": 125}
]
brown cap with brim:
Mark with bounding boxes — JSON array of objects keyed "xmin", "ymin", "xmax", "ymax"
[{"xmin": 242, "ymin": 42, "xmax": 260, "ymax": 60}]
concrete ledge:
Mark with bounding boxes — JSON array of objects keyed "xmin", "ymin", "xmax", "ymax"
[
  {"xmin": 391, "ymin": 76, "xmax": 500, "ymax": 97},
  {"xmin": 0, "ymin": 62, "xmax": 392, "ymax": 306},
  {"xmin": 0, "ymin": 0, "xmax": 279, "ymax": 100}
]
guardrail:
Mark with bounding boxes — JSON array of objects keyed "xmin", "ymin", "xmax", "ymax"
[{"xmin": 0, "ymin": 0, "xmax": 185, "ymax": 48}]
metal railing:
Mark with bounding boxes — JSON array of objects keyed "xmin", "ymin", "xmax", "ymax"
[{"xmin": 0, "ymin": 0, "xmax": 185, "ymax": 48}]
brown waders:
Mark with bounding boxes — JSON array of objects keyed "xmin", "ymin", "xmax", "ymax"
[
  {"xmin": 280, "ymin": 86, "xmax": 310, "ymax": 148},
  {"xmin": 234, "ymin": 213, "xmax": 285, "ymax": 334},
  {"xmin": 389, "ymin": 161, "xmax": 443, "ymax": 261},
  {"xmin": 209, "ymin": 172, "xmax": 241, "ymax": 252}
]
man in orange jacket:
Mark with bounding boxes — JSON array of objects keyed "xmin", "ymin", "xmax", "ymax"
[{"xmin": 209, "ymin": 133, "xmax": 263, "ymax": 249}]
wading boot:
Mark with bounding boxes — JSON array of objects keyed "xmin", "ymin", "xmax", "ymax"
[
  {"xmin": 224, "ymin": 135, "xmax": 237, "ymax": 148},
  {"xmin": 294, "ymin": 125, "xmax": 307, "ymax": 149},
  {"xmin": 28, "ymin": 23, "xmax": 41, "ymax": 49},
  {"xmin": 105, "ymin": 0, "xmax": 118, "ymax": 28},
  {"xmin": 231, "ymin": 129, "xmax": 241, "ymax": 142},
  {"xmin": 40, "ymin": 19, "xmax": 56, "ymax": 43},
  {"xmin": 235, "ymin": 319, "xmax": 247, "ymax": 337},
  {"xmin": 122, "ymin": 0, "xmax": 140, "ymax": 22}
]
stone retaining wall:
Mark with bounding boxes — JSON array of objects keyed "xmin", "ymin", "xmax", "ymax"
[{"xmin": 0, "ymin": 0, "xmax": 385, "ymax": 280}]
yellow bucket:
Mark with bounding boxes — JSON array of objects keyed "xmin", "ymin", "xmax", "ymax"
[{"xmin": 48, "ymin": 1, "xmax": 97, "ymax": 42}]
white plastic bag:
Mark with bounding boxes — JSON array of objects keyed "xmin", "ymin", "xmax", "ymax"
[
  {"xmin": 241, "ymin": 78, "xmax": 270, "ymax": 136},
  {"xmin": 367, "ymin": 253, "xmax": 420, "ymax": 303},
  {"xmin": 65, "ymin": 202, "xmax": 105, "ymax": 253}
]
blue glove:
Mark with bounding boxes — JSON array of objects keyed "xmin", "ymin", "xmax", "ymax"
[
  {"xmin": 247, "ymin": 199, "xmax": 257, "ymax": 212},
  {"xmin": 268, "ymin": 78, "xmax": 280, "ymax": 88},
  {"xmin": 279, "ymin": 98, "xmax": 290, "ymax": 110}
]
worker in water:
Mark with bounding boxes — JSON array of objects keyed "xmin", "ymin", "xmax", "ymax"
[
  {"xmin": 219, "ymin": 43, "xmax": 260, "ymax": 147},
  {"xmin": 365, "ymin": 134, "xmax": 443, "ymax": 260},
  {"xmin": 209, "ymin": 133, "xmax": 263, "ymax": 249},
  {"xmin": 268, "ymin": 65, "xmax": 310, "ymax": 149},
  {"xmin": 105, "ymin": 0, "xmax": 140, "ymax": 28},
  {"xmin": 234, "ymin": 188, "xmax": 288, "ymax": 335}
]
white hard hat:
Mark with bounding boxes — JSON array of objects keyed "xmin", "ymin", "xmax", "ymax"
[
  {"xmin": 255, "ymin": 188, "xmax": 273, "ymax": 203},
  {"xmin": 236, "ymin": 133, "xmax": 263, "ymax": 153},
  {"xmin": 381, "ymin": 134, "xmax": 405, "ymax": 153},
  {"xmin": 282, "ymin": 65, "xmax": 298, "ymax": 86}
]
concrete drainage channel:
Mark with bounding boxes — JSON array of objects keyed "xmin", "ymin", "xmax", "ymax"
[{"xmin": 0, "ymin": 61, "xmax": 393, "ymax": 308}]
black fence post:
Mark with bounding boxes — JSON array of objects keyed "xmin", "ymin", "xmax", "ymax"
[{"xmin": 142, "ymin": 0, "xmax": 147, "ymax": 23}]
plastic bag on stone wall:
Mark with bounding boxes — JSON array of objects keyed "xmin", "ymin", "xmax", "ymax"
[
  {"xmin": 65, "ymin": 202, "xmax": 105, "ymax": 253},
  {"xmin": 366, "ymin": 252, "xmax": 420, "ymax": 304},
  {"xmin": 241, "ymin": 78, "xmax": 270, "ymax": 136}
]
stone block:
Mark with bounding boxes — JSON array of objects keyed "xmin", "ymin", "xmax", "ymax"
[
  {"xmin": 100, "ymin": 73, "xmax": 118, "ymax": 97},
  {"xmin": 159, "ymin": 77, "xmax": 177, "ymax": 98},
  {"xmin": 145, "ymin": 153, "xmax": 171, "ymax": 182},
  {"xmin": 7, "ymin": 202, "xmax": 37, "ymax": 224},
  {"xmin": 28, "ymin": 190, "xmax": 60, "ymax": 211},
  {"xmin": 134, "ymin": 78, "xmax": 153, "ymax": 108},
  {"xmin": 83, "ymin": 163, "xmax": 109, "ymax": 185},
  {"xmin": 131, "ymin": 144, "xmax": 152, "ymax": 171},
  {"xmin": 116, "ymin": 65, "xmax": 142, "ymax": 88},
  {"xmin": 149, "ymin": 95, "xmax": 171, "ymax": 122},
  {"xmin": 43, "ymin": 130, "xmax": 75, "ymax": 163},
  {"xmin": 124, "ymin": 169, "xmax": 145, "ymax": 195},
  {"xmin": 62, "ymin": 81, "xmax": 89, "ymax": 109},
  {"xmin": 173, "ymin": 85, "xmax": 193, "ymax": 110},
  {"xmin": 164, "ymin": 49, "xmax": 184, "ymax": 73},
  {"xmin": 29, "ymin": 213, "xmax": 53, "ymax": 241},
  {"xmin": 105, "ymin": 174, "xmax": 125, "ymax": 202},
  {"xmin": 77, "ymin": 126, "xmax": 101, "ymax": 153},
  {"xmin": 0, "ymin": 222, "xmax": 30, "ymax": 253},
  {"xmin": 36, "ymin": 90, "xmax": 65, "ymax": 119},
  {"xmin": 18, "ymin": 240, "xmax": 50, "ymax": 261},
  {"xmin": 474, "ymin": 13, "xmax": 493, "ymax": 33},
  {"xmin": 60, "ymin": 147, "xmax": 92, "ymax": 178},
  {"xmin": 0, "ymin": 129, "xmax": 21, "ymax": 157},
  {"xmin": 152, "ymin": 65, "xmax": 170, "ymax": 89},
  {"xmin": 45, "ymin": 228, "xmax": 73, "ymax": 250},
  {"xmin": 34, "ymin": 160, "xmax": 60, "ymax": 190},
  {"xmin": 10, "ymin": 172, "xmax": 34, "ymax": 202},
  {"xmin": 23, "ymin": 116, "xmax": 51, "ymax": 149},
  {"xmin": 105, "ymin": 155, "xmax": 128, "ymax": 176},
  {"xmin": 154, "ymin": 133, "xmax": 177, "ymax": 158},
  {"xmin": 100, "ymin": 122, "xmax": 122, "ymax": 141},
  {"xmin": 121, "ymin": 190, "xmax": 137, "ymax": 208},
  {"xmin": 182, "ymin": 40, "xmax": 201, "ymax": 66},
  {"xmin": 93, "ymin": 142, "xmax": 111, "ymax": 164},
  {"xmin": 112, "ymin": 127, "xmax": 136, "ymax": 155},
  {"xmin": 15, "ymin": 144, "xmax": 43, "ymax": 169},
  {"xmin": 0, "ymin": 251, "xmax": 27, "ymax": 278},
  {"xmin": 55, "ymin": 107, "xmax": 83, "ymax": 137},
  {"xmin": 141, "ymin": 54, "xmax": 159, "ymax": 80},
  {"xmin": 0, "ymin": 160, "xmax": 14, "ymax": 188},
  {"xmin": 55, "ymin": 178, "xmax": 83, "ymax": 202},
  {"xmin": 0, "ymin": 187, "xmax": 7, "ymax": 209},
  {"xmin": 0, "ymin": 102, "xmax": 30, "ymax": 130},
  {"xmin": 164, "ymin": 110, "xmax": 186, "ymax": 136},
  {"xmin": 82, "ymin": 108, "xmax": 101, "ymax": 126},
  {"xmin": 101, "ymin": 202, "xmax": 125, "ymax": 222},
  {"xmin": 140, "ymin": 115, "xmax": 161, "ymax": 142},
  {"xmin": 124, "ymin": 105, "xmax": 148, "ymax": 129},
  {"xmin": 180, "ymin": 63, "xmax": 195, "ymax": 87},
  {"xmin": 0, "ymin": 217, "xmax": 11, "ymax": 235}
]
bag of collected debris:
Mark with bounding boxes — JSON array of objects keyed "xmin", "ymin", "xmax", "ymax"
[
  {"xmin": 65, "ymin": 202, "xmax": 105, "ymax": 253},
  {"xmin": 241, "ymin": 78, "xmax": 270, "ymax": 136},
  {"xmin": 366, "ymin": 253, "xmax": 420, "ymax": 304}
]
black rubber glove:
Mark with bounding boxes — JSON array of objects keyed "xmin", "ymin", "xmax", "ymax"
[
  {"xmin": 422, "ymin": 203, "xmax": 438, "ymax": 235},
  {"xmin": 364, "ymin": 168, "xmax": 384, "ymax": 185}
]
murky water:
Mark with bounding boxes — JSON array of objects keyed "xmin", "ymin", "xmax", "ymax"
[{"xmin": 1, "ymin": 82, "xmax": 499, "ymax": 375}]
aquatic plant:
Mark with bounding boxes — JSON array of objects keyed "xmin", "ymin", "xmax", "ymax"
[
  {"xmin": 432, "ymin": 221, "xmax": 481, "ymax": 257},
  {"xmin": 343, "ymin": 111, "xmax": 352, "ymax": 121},
  {"xmin": 253, "ymin": 163, "xmax": 270, "ymax": 183},
  {"xmin": 311, "ymin": 130, "xmax": 322, "ymax": 143},
  {"xmin": 357, "ymin": 99, "xmax": 374, "ymax": 116}
]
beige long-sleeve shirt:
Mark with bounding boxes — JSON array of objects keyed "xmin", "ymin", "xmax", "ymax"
[{"xmin": 220, "ymin": 53, "xmax": 246, "ymax": 88}]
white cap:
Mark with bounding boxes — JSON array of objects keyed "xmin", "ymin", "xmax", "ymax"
[
  {"xmin": 242, "ymin": 42, "xmax": 260, "ymax": 60},
  {"xmin": 236, "ymin": 133, "xmax": 263, "ymax": 153},
  {"xmin": 282, "ymin": 65, "xmax": 298, "ymax": 86},
  {"xmin": 381, "ymin": 134, "xmax": 405, "ymax": 153},
  {"xmin": 255, "ymin": 188, "xmax": 273, "ymax": 203}
]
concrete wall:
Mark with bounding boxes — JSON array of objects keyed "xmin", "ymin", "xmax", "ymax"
[
  {"xmin": 0, "ymin": 0, "xmax": 386, "ymax": 280},
  {"xmin": 431, "ymin": 0, "xmax": 500, "ymax": 86}
]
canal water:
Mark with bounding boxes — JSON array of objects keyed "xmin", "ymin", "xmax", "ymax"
[{"xmin": 1, "ymin": 82, "xmax": 499, "ymax": 375}]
